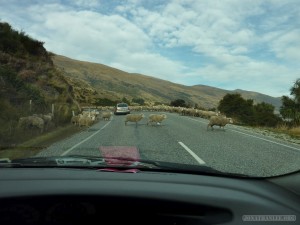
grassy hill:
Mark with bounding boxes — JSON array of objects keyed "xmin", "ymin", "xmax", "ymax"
[
  {"xmin": 0, "ymin": 22, "xmax": 80, "ymax": 147},
  {"xmin": 52, "ymin": 54, "xmax": 282, "ymax": 110}
]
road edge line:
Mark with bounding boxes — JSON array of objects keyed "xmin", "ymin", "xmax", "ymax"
[{"xmin": 61, "ymin": 121, "xmax": 112, "ymax": 156}]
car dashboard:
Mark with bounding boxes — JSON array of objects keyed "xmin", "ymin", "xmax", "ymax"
[{"xmin": 0, "ymin": 168, "xmax": 299, "ymax": 225}]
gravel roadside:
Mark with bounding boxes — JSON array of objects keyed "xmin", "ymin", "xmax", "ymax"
[{"xmin": 231, "ymin": 125, "xmax": 300, "ymax": 146}]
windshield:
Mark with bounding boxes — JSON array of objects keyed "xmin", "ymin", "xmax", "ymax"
[
  {"xmin": 117, "ymin": 103, "xmax": 128, "ymax": 107},
  {"xmin": 0, "ymin": 0, "xmax": 299, "ymax": 178}
]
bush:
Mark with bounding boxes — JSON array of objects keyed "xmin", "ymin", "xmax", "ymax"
[
  {"xmin": 218, "ymin": 93, "xmax": 280, "ymax": 127},
  {"xmin": 170, "ymin": 99, "xmax": 186, "ymax": 107},
  {"xmin": 95, "ymin": 98, "xmax": 117, "ymax": 106},
  {"xmin": 132, "ymin": 98, "xmax": 145, "ymax": 105},
  {"xmin": 0, "ymin": 22, "xmax": 48, "ymax": 58}
]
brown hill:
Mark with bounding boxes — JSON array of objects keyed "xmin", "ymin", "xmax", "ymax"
[
  {"xmin": 52, "ymin": 54, "xmax": 282, "ymax": 110},
  {"xmin": 0, "ymin": 22, "xmax": 82, "ymax": 147}
]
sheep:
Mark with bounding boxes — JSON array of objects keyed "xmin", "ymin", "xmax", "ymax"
[
  {"xmin": 33, "ymin": 113, "xmax": 53, "ymax": 130},
  {"xmin": 207, "ymin": 116, "xmax": 233, "ymax": 131},
  {"xmin": 78, "ymin": 115, "xmax": 94, "ymax": 127},
  {"xmin": 102, "ymin": 112, "xmax": 112, "ymax": 121},
  {"xmin": 147, "ymin": 114, "xmax": 167, "ymax": 126},
  {"xmin": 125, "ymin": 114, "xmax": 144, "ymax": 127},
  {"xmin": 18, "ymin": 116, "xmax": 44, "ymax": 133},
  {"xmin": 71, "ymin": 115, "xmax": 79, "ymax": 125}
]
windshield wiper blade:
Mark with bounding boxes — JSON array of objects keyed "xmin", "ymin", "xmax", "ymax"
[
  {"xmin": 0, "ymin": 155, "xmax": 105, "ymax": 167},
  {"xmin": 1, "ymin": 155, "xmax": 156, "ymax": 169},
  {"xmin": 134, "ymin": 159, "xmax": 252, "ymax": 177},
  {"xmin": 1, "ymin": 155, "xmax": 251, "ymax": 177}
]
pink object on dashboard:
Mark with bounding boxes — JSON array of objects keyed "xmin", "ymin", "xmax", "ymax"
[
  {"xmin": 99, "ymin": 146, "xmax": 140, "ymax": 166},
  {"xmin": 98, "ymin": 168, "xmax": 140, "ymax": 173}
]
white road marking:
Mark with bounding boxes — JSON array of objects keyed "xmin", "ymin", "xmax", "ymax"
[
  {"xmin": 229, "ymin": 129, "xmax": 300, "ymax": 152},
  {"xmin": 178, "ymin": 141, "xmax": 206, "ymax": 165},
  {"xmin": 61, "ymin": 121, "xmax": 112, "ymax": 156},
  {"xmin": 186, "ymin": 117, "xmax": 300, "ymax": 152}
]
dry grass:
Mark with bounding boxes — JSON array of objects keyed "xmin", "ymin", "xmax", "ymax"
[
  {"xmin": 289, "ymin": 127, "xmax": 300, "ymax": 137},
  {"xmin": 266, "ymin": 124, "xmax": 300, "ymax": 139},
  {"xmin": 0, "ymin": 125, "xmax": 81, "ymax": 160},
  {"xmin": 0, "ymin": 148, "xmax": 42, "ymax": 160}
]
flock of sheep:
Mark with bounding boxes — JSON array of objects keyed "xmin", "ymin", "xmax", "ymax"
[
  {"xmin": 18, "ymin": 105, "xmax": 232, "ymax": 133},
  {"xmin": 71, "ymin": 110, "xmax": 102, "ymax": 127},
  {"xmin": 124, "ymin": 113, "xmax": 167, "ymax": 127},
  {"xmin": 71, "ymin": 105, "xmax": 233, "ymax": 130},
  {"xmin": 70, "ymin": 111, "xmax": 168, "ymax": 128},
  {"xmin": 16, "ymin": 106, "xmax": 232, "ymax": 136},
  {"xmin": 123, "ymin": 111, "xmax": 232, "ymax": 130}
]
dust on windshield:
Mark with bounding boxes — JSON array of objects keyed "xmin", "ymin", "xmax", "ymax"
[{"xmin": 0, "ymin": 0, "xmax": 299, "ymax": 177}]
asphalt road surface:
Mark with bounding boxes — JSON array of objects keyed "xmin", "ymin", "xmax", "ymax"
[{"xmin": 37, "ymin": 112, "xmax": 300, "ymax": 177}]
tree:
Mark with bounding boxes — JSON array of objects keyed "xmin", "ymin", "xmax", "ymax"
[
  {"xmin": 280, "ymin": 79, "xmax": 300, "ymax": 125},
  {"xmin": 121, "ymin": 97, "xmax": 130, "ymax": 104},
  {"xmin": 290, "ymin": 78, "xmax": 300, "ymax": 104},
  {"xmin": 132, "ymin": 98, "xmax": 145, "ymax": 105},
  {"xmin": 253, "ymin": 102, "xmax": 279, "ymax": 127},
  {"xmin": 170, "ymin": 99, "xmax": 186, "ymax": 107},
  {"xmin": 218, "ymin": 93, "xmax": 280, "ymax": 126},
  {"xmin": 218, "ymin": 93, "xmax": 255, "ymax": 124}
]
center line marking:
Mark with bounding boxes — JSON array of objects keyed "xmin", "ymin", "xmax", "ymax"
[
  {"xmin": 61, "ymin": 121, "xmax": 112, "ymax": 156},
  {"xmin": 178, "ymin": 141, "xmax": 206, "ymax": 165}
]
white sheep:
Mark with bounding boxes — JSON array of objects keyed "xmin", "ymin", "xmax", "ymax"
[
  {"xmin": 147, "ymin": 114, "xmax": 167, "ymax": 126},
  {"xmin": 33, "ymin": 113, "xmax": 52, "ymax": 130},
  {"xmin": 207, "ymin": 116, "xmax": 233, "ymax": 131},
  {"xmin": 200, "ymin": 110, "xmax": 218, "ymax": 119},
  {"xmin": 78, "ymin": 115, "xmax": 94, "ymax": 127},
  {"xmin": 18, "ymin": 116, "xmax": 44, "ymax": 133},
  {"xmin": 71, "ymin": 115, "xmax": 79, "ymax": 125},
  {"xmin": 102, "ymin": 112, "xmax": 112, "ymax": 121},
  {"xmin": 125, "ymin": 114, "xmax": 144, "ymax": 127}
]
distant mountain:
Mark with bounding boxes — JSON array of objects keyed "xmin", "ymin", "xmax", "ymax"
[
  {"xmin": 232, "ymin": 89, "xmax": 282, "ymax": 111},
  {"xmin": 52, "ymin": 54, "xmax": 282, "ymax": 111},
  {"xmin": 191, "ymin": 85, "xmax": 282, "ymax": 112}
]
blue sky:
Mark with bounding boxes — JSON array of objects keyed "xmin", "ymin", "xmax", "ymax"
[{"xmin": 1, "ymin": 0, "xmax": 299, "ymax": 97}]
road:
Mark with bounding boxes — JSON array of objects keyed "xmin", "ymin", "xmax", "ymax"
[{"xmin": 37, "ymin": 112, "xmax": 300, "ymax": 177}]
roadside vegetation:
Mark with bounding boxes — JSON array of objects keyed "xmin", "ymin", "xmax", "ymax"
[
  {"xmin": 0, "ymin": 22, "xmax": 80, "ymax": 151},
  {"xmin": 217, "ymin": 79, "xmax": 300, "ymax": 138},
  {"xmin": 169, "ymin": 79, "xmax": 300, "ymax": 139}
]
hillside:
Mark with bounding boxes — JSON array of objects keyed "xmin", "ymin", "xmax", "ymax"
[
  {"xmin": 52, "ymin": 54, "xmax": 282, "ymax": 110},
  {"xmin": 0, "ymin": 22, "xmax": 80, "ymax": 146},
  {"xmin": 190, "ymin": 85, "xmax": 282, "ymax": 111}
]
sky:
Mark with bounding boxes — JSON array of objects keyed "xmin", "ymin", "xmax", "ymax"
[{"xmin": 0, "ymin": 0, "xmax": 299, "ymax": 97}]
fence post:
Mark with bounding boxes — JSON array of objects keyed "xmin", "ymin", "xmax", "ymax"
[{"xmin": 52, "ymin": 104, "xmax": 54, "ymax": 118}]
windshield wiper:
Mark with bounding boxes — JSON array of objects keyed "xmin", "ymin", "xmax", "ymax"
[
  {"xmin": 0, "ymin": 155, "xmax": 156, "ymax": 169},
  {"xmin": 0, "ymin": 155, "xmax": 251, "ymax": 177},
  {"xmin": 0, "ymin": 155, "xmax": 104, "ymax": 167}
]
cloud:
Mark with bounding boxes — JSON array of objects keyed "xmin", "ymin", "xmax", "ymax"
[
  {"xmin": 126, "ymin": 0, "xmax": 262, "ymax": 66},
  {"xmin": 268, "ymin": 29, "xmax": 300, "ymax": 62},
  {"xmin": 0, "ymin": 0, "xmax": 299, "ymax": 97},
  {"xmin": 70, "ymin": 0, "xmax": 101, "ymax": 8},
  {"xmin": 6, "ymin": 2, "xmax": 187, "ymax": 81},
  {"xmin": 181, "ymin": 58, "xmax": 297, "ymax": 97},
  {"xmin": 23, "ymin": 4, "xmax": 150, "ymax": 57}
]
